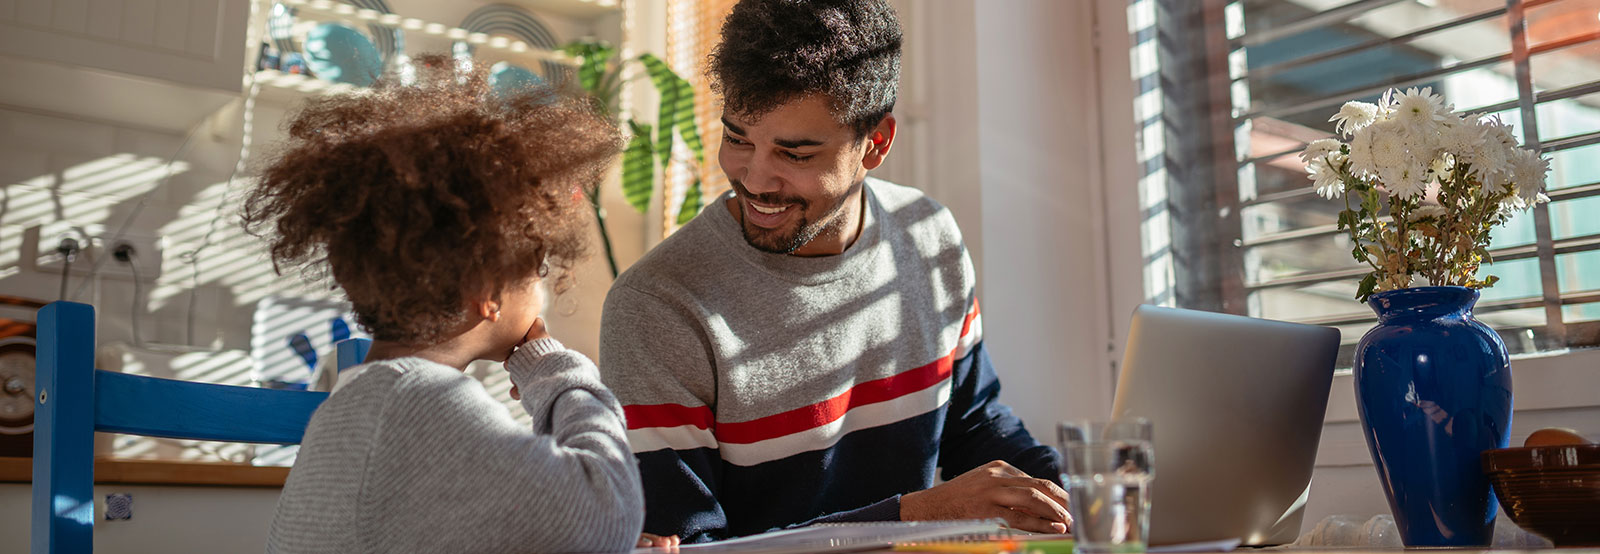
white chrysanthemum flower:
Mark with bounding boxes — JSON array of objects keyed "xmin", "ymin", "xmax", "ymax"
[
  {"xmin": 1390, "ymin": 87, "xmax": 1450, "ymax": 135},
  {"xmin": 1300, "ymin": 138, "xmax": 1343, "ymax": 165},
  {"xmin": 1482, "ymin": 170, "xmax": 1512, "ymax": 197},
  {"xmin": 1346, "ymin": 125, "xmax": 1378, "ymax": 177},
  {"xmin": 1330, "ymin": 101, "xmax": 1381, "ymax": 136},
  {"xmin": 1387, "ymin": 162, "xmax": 1428, "ymax": 199},
  {"xmin": 1438, "ymin": 118, "xmax": 1485, "ymax": 163},
  {"xmin": 1409, "ymin": 205, "xmax": 1448, "ymax": 221},
  {"xmin": 1500, "ymin": 190, "xmax": 1532, "ymax": 212},
  {"xmin": 1368, "ymin": 121, "xmax": 1410, "ymax": 169},
  {"xmin": 1306, "ymin": 157, "xmax": 1344, "ymax": 199},
  {"xmin": 1457, "ymin": 117, "xmax": 1513, "ymax": 177},
  {"xmin": 1511, "ymin": 147, "xmax": 1551, "ymax": 205}
]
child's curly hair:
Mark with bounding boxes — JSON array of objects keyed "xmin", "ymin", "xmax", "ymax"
[{"xmin": 243, "ymin": 54, "xmax": 621, "ymax": 346}]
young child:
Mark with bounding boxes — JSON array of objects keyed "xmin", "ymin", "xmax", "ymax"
[{"xmin": 244, "ymin": 55, "xmax": 642, "ymax": 553}]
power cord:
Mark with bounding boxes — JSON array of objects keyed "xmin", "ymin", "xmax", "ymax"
[
  {"xmin": 181, "ymin": 0, "xmax": 269, "ymax": 346},
  {"xmin": 114, "ymin": 243, "xmax": 144, "ymax": 347}
]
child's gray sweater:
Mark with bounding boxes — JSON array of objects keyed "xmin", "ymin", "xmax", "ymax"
[{"xmin": 267, "ymin": 339, "xmax": 643, "ymax": 553}]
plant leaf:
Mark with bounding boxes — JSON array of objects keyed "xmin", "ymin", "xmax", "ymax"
[
  {"xmin": 623, "ymin": 121, "xmax": 655, "ymax": 213},
  {"xmin": 677, "ymin": 177, "xmax": 702, "ymax": 226},
  {"xmin": 1356, "ymin": 272, "xmax": 1378, "ymax": 302},
  {"xmin": 638, "ymin": 54, "xmax": 702, "ymax": 167},
  {"xmin": 565, "ymin": 40, "xmax": 615, "ymax": 96}
]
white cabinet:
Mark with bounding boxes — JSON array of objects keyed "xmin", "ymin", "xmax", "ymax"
[{"xmin": 0, "ymin": 0, "xmax": 249, "ymax": 131}]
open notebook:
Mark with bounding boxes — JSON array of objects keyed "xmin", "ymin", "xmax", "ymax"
[
  {"xmin": 632, "ymin": 521, "xmax": 1241, "ymax": 554},
  {"xmin": 633, "ymin": 520, "xmax": 1013, "ymax": 554}
]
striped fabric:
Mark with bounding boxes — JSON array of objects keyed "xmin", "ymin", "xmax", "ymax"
[{"xmin": 599, "ymin": 179, "xmax": 1059, "ymax": 543}]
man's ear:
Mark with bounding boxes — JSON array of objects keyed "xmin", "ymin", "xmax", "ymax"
[{"xmin": 861, "ymin": 113, "xmax": 897, "ymax": 170}]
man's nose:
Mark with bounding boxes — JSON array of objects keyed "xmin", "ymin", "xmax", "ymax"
[{"xmin": 741, "ymin": 152, "xmax": 783, "ymax": 195}]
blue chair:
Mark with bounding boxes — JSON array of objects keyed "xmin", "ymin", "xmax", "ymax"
[
  {"xmin": 334, "ymin": 337, "xmax": 371, "ymax": 373},
  {"xmin": 31, "ymin": 301, "xmax": 330, "ymax": 553}
]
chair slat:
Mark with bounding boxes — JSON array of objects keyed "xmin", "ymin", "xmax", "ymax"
[{"xmin": 95, "ymin": 371, "xmax": 329, "ymax": 444}]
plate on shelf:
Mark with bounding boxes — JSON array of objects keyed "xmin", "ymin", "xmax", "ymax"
[{"xmin": 303, "ymin": 23, "xmax": 383, "ymax": 87}]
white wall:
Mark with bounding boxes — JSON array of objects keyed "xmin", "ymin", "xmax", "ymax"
[
  {"xmin": 887, "ymin": 0, "xmax": 1140, "ymax": 437},
  {"xmin": 0, "ymin": 483, "xmax": 282, "ymax": 553}
]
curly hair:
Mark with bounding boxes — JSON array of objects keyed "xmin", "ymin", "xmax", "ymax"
[
  {"xmin": 243, "ymin": 54, "xmax": 621, "ymax": 345},
  {"xmin": 709, "ymin": 0, "xmax": 902, "ymax": 137}
]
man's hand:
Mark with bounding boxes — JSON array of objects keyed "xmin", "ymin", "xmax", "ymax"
[
  {"xmin": 638, "ymin": 533, "xmax": 680, "ymax": 549},
  {"xmin": 509, "ymin": 317, "xmax": 552, "ymax": 401},
  {"xmin": 900, "ymin": 460, "xmax": 1072, "ymax": 534}
]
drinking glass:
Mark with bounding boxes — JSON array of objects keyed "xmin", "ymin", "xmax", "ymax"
[{"xmin": 1058, "ymin": 419, "xmax": 1155, "ymax": 554}]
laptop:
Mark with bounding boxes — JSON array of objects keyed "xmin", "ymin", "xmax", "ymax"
[{"xmin": 1110, "ymin": 305, "xmax": 1340, "ymax": 546}]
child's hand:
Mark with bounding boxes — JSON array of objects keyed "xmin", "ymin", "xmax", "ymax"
[
  {"xmin": 638, "ymin": 533, "xmax": 680, "ymax": 549},
  {"xmin": 509, "ymin": 317, "xmax": 552, "ymax": 401}
]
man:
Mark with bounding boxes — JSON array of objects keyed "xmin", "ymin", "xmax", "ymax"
[{"xmin": 599, "ymin": 0, "xmax": 1067, "ymax": 544}]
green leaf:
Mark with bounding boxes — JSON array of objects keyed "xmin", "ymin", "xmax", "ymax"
[
  {"xmin": 1352, "ymin": 242, "xmax": 1367, "ymax": 263},
  {"xmin": 677, "ymin": 177, "xmax": 702, "ymax": 226},
  {"xmin": 1356, "ymin": 273, "xmax": 1378, "ymax": 302},
  {"xmin": 565, "ymin": 40, "xmax": 616, "ymax": 96},
  {"xmin": 623, "ymin": 121, "xmax": 655, "ymax": 213},
  {"xmin": 638, "ymin": 54, "xmax": 704, "ymax": 166}
]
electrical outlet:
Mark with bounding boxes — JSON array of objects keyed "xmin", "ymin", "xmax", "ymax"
[{"xmin": 32, "ymin": 221, "xmax": 164, "ymax": 282}]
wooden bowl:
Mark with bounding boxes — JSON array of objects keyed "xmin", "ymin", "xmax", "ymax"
[{"xmin": 1482, "ymin": 444, "xmax": 1600, "ymax": 547}]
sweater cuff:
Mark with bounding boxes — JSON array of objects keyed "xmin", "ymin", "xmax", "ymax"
[
  {"xmin": 801, "ymin": 494, "xmax": 903, "ymax": 525},
  {"xmin": 504, "ymin": 337, "xmax": 567, "ymax": 381},
  {"xmin": 516, "ymin": 337, "xmax": 566, "ymax": 359}
]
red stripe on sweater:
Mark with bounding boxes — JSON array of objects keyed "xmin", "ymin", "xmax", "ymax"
[
  {"xmin": 624, "ymin": 299, "xmax": 984, "ymax": 441},
  {"xmin": 714, "ymin": 353, "xmax": 955, "ymax": 444},
  {"xmin": 625, "ymin": 403, "xmax": 714, "ymax": 431}
]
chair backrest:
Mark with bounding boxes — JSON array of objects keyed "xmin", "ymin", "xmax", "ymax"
[
  {"xmin": 335, "ymin": 337, "xmax": 371, "ymax": 372},
  {"xmin": 32, "ymin": 301, "xmax": 330, "ymax": 554}
]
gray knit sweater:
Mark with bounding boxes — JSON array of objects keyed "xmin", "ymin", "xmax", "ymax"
[{"xmin": 267, "ymin": 338, "xmax": 644, "ymax": 553}]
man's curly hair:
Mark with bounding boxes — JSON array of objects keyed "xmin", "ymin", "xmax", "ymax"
[
  {"xmin": 710, "ymin": 0, "xmax": 902, "ymax": 137},
  {"xmin": 242, "ymin": 54, "xmax": 621, "ymax": 346}
]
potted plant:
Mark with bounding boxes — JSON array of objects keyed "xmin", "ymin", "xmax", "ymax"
[
  {"xmin": 1301, "ymin": 87, "xmax": 1550, "ymax": 547},
  {"xmin": 563, "ymin": 39, "xmax": 707, "ymax": 279}
]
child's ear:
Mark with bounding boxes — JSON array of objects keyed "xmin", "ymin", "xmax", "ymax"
[{"xmin": 468, "ymin": 289, "xmax": 501, "ymax": 321}]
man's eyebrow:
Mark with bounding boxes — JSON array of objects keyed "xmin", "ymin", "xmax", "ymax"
[
  {"xmin": 775, "ymin": 137, "xmax": 825, "ymax": 148},
  {"xmin": 721, "ymin": 117, "xmax": 826, "ymax": 149}
]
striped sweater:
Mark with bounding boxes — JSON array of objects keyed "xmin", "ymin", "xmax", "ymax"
[{"xmin": 599, "ymin": 178, "xmax": 1061, "ymax": 543}]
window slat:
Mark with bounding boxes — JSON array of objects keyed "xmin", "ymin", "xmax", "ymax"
[
  {"xmin": 1246, "ymin": 232, "xmax": 1600, "ymax": 290},
  {"xmin": 1241, "ymin": 29, "xmax": 1600, "ymax": 122}
]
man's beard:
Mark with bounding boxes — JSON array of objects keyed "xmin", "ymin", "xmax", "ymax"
[{"xmin": 730, "ymin": 179, "xmax": 854, "ymax": 254}]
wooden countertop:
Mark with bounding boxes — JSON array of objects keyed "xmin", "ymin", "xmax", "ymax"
[{"xmin": 0, "ymin": 456, "xmax": 289, "ymax": 487}]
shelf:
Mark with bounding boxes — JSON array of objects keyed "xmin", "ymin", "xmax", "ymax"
[
  {"xmin": 277, "ymin": 0, "xmax": 581, "ymax": 67},
  {"xmin": 253, "ymin": 69, "xmax": 361, "ymax": 105},
  {"xmin": 496, "ymin": 0, "xmax": 621, "ymax": 20}
]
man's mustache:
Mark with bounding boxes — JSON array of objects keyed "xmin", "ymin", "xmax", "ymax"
[{"xmin": 729, "ymin": 179, "xmax": 808, "ymax": 208}]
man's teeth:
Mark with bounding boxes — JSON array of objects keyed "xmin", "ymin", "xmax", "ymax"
[{"xmin": 751, "ymin": 203, "xmax": 788, "ymax": 215}]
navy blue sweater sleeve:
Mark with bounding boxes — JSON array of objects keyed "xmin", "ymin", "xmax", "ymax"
[
  {"xmin": 937, "ymin": 340, "xmax": 1063, "ymax": 484},
  {"xmin": 636, "ymin": 447, "xmax": 729, "ymax": 542},
  {"xmin": 639, "ymin": 450, "xmax": 903, "ymax": 543}
]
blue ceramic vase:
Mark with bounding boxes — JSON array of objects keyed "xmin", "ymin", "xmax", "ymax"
[{"xmin": 1354, "ymin": 286, "xmax": 1513, "ymax": 546}]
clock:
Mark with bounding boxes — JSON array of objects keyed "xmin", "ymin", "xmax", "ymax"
[{"xmin": 0, "ymin": 335, "xmax": 35, "ymax": 457}]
